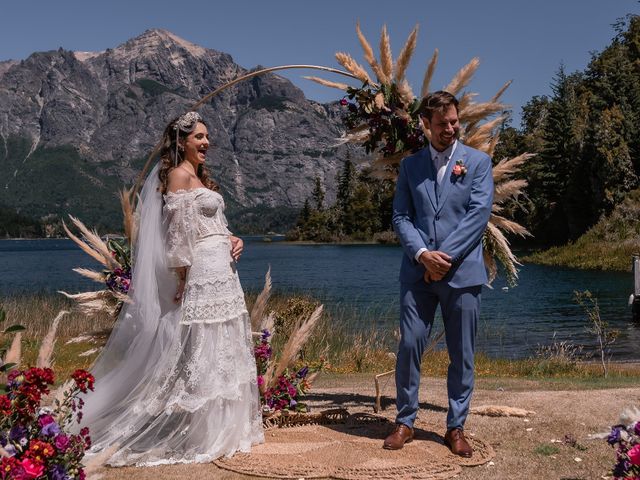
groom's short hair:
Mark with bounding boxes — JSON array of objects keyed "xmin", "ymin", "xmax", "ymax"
[{"xmin": 418, "ymin": 91, "xmax": 459, "ymax": 121}]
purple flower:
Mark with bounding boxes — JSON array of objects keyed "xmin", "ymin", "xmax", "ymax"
[
  {"xmin": 8, "ymin": 425, "xmax": 26, "ymax": 443},
  {"xmin": 50, "ymin": 464, "xmax": 69, "ymax": 480},
  {"xmin": 634, "ymin": 422, "xmax": 640, "ymax": 436},
  {"xmin": 4, "ymin": 443, "xmax": 16, "ymax": 456},
  {"xmin": 289, "ymin": 399, "xmax": 297, "ymax": 408},
  {"xmin": 296, "ymin": 366, "xmax": 309, "ymax": 379},
  {"xmin": 608, "ymin": 426, "xmax": 623, "ymax": 445},
  {"xmin": 54, "ymin": 434, "xmax": 70, "ymax": 452},
  {"xmin": 340, "ymin": 98, "xmax": 348, "ymax": 106},
  {"xmin": 41, "ymin": 421, "xmax": 61, "ymax": 437}
]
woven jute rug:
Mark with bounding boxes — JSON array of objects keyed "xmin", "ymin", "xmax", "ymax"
[{"xmin": 215, "ymin": 409, "xmax": 495, "ymax": 479}]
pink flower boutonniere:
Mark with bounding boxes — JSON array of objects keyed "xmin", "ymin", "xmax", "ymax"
[{"xmin": 452, "ymin": 159, "xmax": 468, "ymax": 178}]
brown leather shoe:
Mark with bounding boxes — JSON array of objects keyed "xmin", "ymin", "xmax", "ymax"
[
  {"xmin": 383, "ymin": 424, "xmax": 414, "ymax": 450},
  {"xmin": 444, "ymin": 428, "xmax": 473, "ymax": 458}
]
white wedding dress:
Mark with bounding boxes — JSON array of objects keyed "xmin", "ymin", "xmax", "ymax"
[{"xmin": 79, "ymin": 165, "xmax": 264, "ymax": 466}]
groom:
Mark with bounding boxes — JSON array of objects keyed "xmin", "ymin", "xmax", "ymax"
[{"xmin": 383, "ymin": 91, "xmax": 493, "ymax": 457}]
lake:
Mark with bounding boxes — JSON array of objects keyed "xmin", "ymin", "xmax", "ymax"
[{"xmin": 0, "ymin": 238, "xmax": 637, "ymax": 360}]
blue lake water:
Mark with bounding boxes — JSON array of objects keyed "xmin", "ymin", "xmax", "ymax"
[{"xmin": 0, "ymin": 238, "xmax": 637, "ymax": 360}]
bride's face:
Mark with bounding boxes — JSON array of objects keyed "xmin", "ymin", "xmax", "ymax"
[{"xmin": 183, "ymin": 122, "xmax": 209, "ymax": 165}]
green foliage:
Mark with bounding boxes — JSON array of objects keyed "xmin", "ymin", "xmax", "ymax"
[
  {"xmin": 289, "ymin": 161, "xmax": 395, "ymax": 242},
  {"xmin": 523, "ymin": 188, "xmax": 640, "ymax": 270},
  {"xmin": 0, "ymin": 136, "xmax": 124, "ymax": 233}
]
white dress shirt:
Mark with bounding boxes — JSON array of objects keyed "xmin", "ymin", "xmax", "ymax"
[{"xmin": 414, "ymin": 140, "xmax": 458, "ymax": 262}]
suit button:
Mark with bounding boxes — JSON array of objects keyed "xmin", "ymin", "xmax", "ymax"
[
  {"xmin": 435, "ymin": 215, "xmax": 440, "ymax": 221},
  {"xmin": 428, "ymin": 238, "xmax": 434, "ymax": 244}
]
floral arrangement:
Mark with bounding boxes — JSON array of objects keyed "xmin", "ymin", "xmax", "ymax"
[
  {"xmin": 103, "ymin": 239, "xmax": 131, "ymax": 296},
  {"xmin": 341, "ymin": 83, "xmax": 424, "ymax": 157},
  {"xmin": 254, "ymin": 329, "xmax": 314, "ymax": 413},
  {"xmin": 60, "ymin": 216, "xmax": 133, "ymax": 317},
  {"xmin": 0, "ymin": 367, "xmax": 95, "ymax": 480},
  {"xmin": 307, "ymin": 23, "xmax": 534, "ymax": 286},
  {"xmin": 607, "ymin": 407, "xmax": 640, "ymax": 479}
]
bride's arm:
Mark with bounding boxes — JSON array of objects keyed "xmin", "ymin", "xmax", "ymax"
[{"xmin": 165, "ymin": 169, "xmax": 197, "ymax": 303}]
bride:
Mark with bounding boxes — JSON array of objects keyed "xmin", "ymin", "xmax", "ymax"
[{"xmin": 79, "ymin": 111, "xmax": 264, "ymax": 466}]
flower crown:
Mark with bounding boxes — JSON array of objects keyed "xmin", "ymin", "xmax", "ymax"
[{"xmin": 173, "ymin": 111, "xmax": 202, "ymax": 132}]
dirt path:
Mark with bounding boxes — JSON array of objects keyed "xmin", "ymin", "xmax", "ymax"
[{"xmin": 97, "ymin": 375, "xmax": 637, "ymax": 479}]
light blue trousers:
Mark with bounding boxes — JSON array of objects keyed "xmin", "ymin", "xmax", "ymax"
[{"xmin": 395, "ymin": 281, "xmax": 481, "ymax": 430}]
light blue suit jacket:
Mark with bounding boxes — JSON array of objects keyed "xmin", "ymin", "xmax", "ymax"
[{"xmin": 392, "ymin": 142, "xmax": 494, "ymax": 288}]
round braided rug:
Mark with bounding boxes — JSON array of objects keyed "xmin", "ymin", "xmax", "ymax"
[{"xmin": 215, "ymin": 411, "xmax": 494, "ymax": 479}]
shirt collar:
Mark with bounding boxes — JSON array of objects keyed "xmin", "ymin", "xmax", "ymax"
[{"xmin": 429, "ymin": 139, "xmax": 458, "ymax": 162}]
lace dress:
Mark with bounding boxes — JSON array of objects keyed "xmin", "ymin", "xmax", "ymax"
[{"xmin": 84, "ymin": 187, "xmax": 264, "ymax": 466}]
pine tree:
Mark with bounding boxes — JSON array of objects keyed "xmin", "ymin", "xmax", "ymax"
[{"xmin": 311, "ymin": 176, "xmax": 325, "ymax": 211}]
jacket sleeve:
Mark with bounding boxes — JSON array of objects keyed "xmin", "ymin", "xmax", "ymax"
[
  {"xmin": 163, "ymin": 192, "xmax": 197, "ymax": 268},
  {"xmin": 392, "ymin": 158, "xmax": 427, "ymax": 261},
  {"xmin": 438, "ymin": 154, "xmax": 494, "ymax": 264}
]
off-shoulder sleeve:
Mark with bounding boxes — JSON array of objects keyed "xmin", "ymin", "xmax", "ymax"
[{"xmin": 163, "ymin": 192, "xmax": 197, "ymax": 268}]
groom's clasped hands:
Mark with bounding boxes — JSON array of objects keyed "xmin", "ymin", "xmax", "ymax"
[{"xmin": 419, "ymin": 250, "xmax": 452, "ymax": 283}]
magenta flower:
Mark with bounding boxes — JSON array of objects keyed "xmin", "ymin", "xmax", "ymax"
[
  {"xmin": 38, "ymin": 414, "xmax": 55, "ymax": 427},
  {"xmin": 54, "ymin": 434, "xmax": 70, "ymax": 452},
  {"xmin": 629, "ymin": 444, "xmax": 640, "ymax": 465}
]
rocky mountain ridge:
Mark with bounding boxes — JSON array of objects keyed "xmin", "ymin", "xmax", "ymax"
[{"xmin": 0, "ymin": 29, "xmax": 353, "ymax": 233}]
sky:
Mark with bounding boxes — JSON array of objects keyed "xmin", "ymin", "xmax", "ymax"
[{"xmin": 1, "ymin": 1, "xmax": 638, "ymax": 126}]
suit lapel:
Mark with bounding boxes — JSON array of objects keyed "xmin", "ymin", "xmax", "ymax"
[
  {"xmin": 418, "ymin": 148, "xmax": 437, "ymax": 211},
  {"xmin": 436, "ymin": 142, "xmax": 467, "ymax": 214}
]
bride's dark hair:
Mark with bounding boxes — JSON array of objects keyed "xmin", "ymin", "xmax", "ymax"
[{"xmin": 158, "ymin": 114, "xmax": 219, "ymax": 194}]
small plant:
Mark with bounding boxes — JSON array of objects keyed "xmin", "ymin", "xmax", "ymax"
[
  {"xmin": 0, "ymin": 307, "xmax": 26, "ymax": 377},
  {"xmin": 534, "ymin": 333, "xmax": 583, "ymax": 376},
  {"xmin": 534, "ymin": 443, "xmax": 560, "ymax": 456},
  {"xmin": 574, "ymin": 290, "xmax": 619, "ymax": 378}
]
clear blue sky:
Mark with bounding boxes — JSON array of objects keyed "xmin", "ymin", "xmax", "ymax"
[{"xmin": 2, "ymin": 1, "xmax": 638, "ymax": 126}]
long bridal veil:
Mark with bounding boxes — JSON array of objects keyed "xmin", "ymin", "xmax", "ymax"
[{"xmin": 79, "ymin": 163, "xmax": 183, "ymax": 457}]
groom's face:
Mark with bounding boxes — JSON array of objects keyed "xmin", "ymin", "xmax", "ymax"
[{"xmin": 425, "ymin": 104, "xmax": 460, "ymax": 151}]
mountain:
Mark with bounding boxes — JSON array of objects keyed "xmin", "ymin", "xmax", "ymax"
[{"xmin": 0, "ymin": 29, "xmax": 353, "ymax": 234}]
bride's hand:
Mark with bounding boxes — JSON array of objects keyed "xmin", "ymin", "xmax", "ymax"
[
  {"xmin": 230, "ymin": 236, "xmax": 243, "ymax": 262},
  {"xmin": 174, "ymin": 278, "xmax": 186, "ymax": 304},
  {"xmin": 173, "ymin": 267, "xmax": 187, "ymax": 303}
]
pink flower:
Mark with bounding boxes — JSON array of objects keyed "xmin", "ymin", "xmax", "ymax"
[
  {"xmin": 340, "ymin": 98, "xmax": 348, "ymax": 106},
  {"xmin": 452, "ymin": 160, "xmax": 468, "ymax": 178},
  {"xmin": 629, "ymin": 444, "xmax": 640, "ymax": 465},
  {"xmin": 257, "ymin": 375, "xmax": 264, "ymax": 386},
  {"xmin": 19, "ymin": 458, "xmax": 44, "ymax": 479}
]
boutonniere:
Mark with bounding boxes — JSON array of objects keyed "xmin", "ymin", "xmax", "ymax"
[{"xmin": 452, "ymin": 159, "xmax": 468, "ymax": 178}]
